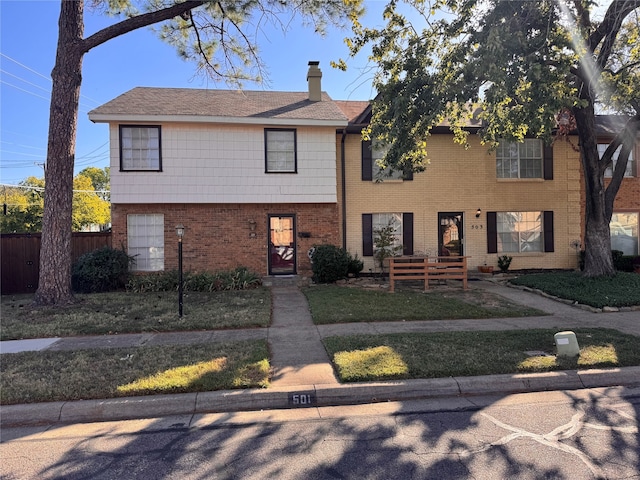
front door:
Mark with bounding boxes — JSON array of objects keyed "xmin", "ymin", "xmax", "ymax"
[
  {"xmin": 438, "ymin": 212, "xmax": 464, "ymax": 256},
  {"xmin": 268, "ymin": 215, "xmax": 296, "ymax": 275}
]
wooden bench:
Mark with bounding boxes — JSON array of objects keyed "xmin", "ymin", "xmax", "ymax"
[{"xmin": 389, "ymin": 256, "xmax": 468, "ymax": 292}]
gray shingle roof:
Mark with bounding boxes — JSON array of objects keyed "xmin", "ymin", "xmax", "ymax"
[{"xmin": 89, "ymin": 87, "xmax": 348, "ymax": 123}]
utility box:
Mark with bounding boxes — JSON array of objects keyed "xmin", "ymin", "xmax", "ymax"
[{"xmin": 554, "ymin": 331, "xmax": 580, "ymax": 357}]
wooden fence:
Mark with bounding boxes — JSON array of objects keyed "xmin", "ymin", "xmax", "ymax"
[
  {"xmin": 1, "ymin": 232, "xmax": 112, "ymax": 295},
  {"xmin": 389, "ymin": 256, "xmax": 468, "ymax": 292}
]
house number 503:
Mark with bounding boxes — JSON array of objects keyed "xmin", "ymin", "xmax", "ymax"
[{"xmin": 471, "ymin": 225, "xmax": 484, "ymax": 230}]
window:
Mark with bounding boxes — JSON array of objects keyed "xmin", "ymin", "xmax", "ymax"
[
  {"xmin": 362, "ymin": 213, "xmax": 414, "ymax": 256},
  {"xmin": 610, "ymin": 213, "xmax": 638, "ymax": 255},
  {"xmin": 127, "ymin": 214, "xmax": 164, "ymax": 271},
  {"xmin": 120, "ymin": 126, "xmax": 161, "ymax": 171},
  {"xmin": 372, "ymin": 143, "xmax": 404, "ymax": 180},
  {"xmin": 361, "ymin": 140, "xmax": 412, "ymax": 181},
  {"xmin": 265, "ymin": 129, "xmax": 297, "ymax": 173},
  {"xmin": 599, "ymin": 144, "xmax": 635, "ymax": 178},
  {"xmin": 488, "ymin": 211, "xmax": 554, "ymax": 253},
  {"xmin": 496, "ymin": 212, "xmax": 543, "ymax": 252},
  {"xmin": 496, "ymin": 139, "xmax": 544, "ymax": 179}
]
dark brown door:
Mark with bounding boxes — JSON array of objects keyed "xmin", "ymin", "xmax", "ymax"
[
  {"xmin": 438, "ymin": 212, "xmax": 463, "ymax": 256},
  {"xmin": 268, "ymin": 215, "xmax": 296, "ymax": 275}
]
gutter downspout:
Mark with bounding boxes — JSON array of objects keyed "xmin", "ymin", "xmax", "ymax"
[{"xmin": 340, "ymin": 128, "xmax": 347, "ymax": 250}]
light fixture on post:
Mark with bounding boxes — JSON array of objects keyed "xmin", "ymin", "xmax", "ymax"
[
  {"xmin": 476, "ymin": 208, "xmax": 482, "ymax": 218},
  {"xmin": 175, "ymin": 224, "xmax": 185, "ymax": 317}
]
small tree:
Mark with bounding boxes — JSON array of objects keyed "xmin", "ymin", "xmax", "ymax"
[{"xmin": 373, "ymin": 222, "xmax": 402, "ymax": 274}]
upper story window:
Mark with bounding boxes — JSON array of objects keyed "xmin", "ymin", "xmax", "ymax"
[
  {"xmin": 599, "ymin": 143, "xmax": 635, "ymax": 178},
  {"xmin": 372, "ymin": 143, "xmax": 404, "ymax": 180},
  {"xmin": 362, "ymin": 140, "xmax": 413, "ymax": 181},
  {"xmin": 120, "ymin": 125, "xmax": 161, "ymax": 171},
  {"xmin": 496, "ymin": 139, "xmax": 544, "ymax": 179},
  {"xmin": 265, "ymin": 128, "xmax": 297, "ymax": 173}
]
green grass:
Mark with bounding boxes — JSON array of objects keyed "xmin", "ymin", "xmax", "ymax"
[
  {"xmin": 324, "ymin": 329, "xmax": 640, "ymax": 382},
  {"xmin": 1, "ymin": 288, "xmax": 271, "ymax": 340},
  {"xmin": 510, "ymin": 271, "xmax": 640, "ymax": 308},
  {"xmin": 303, "ymin": 284, "xmax": 545, "ymax": 324},
  {"xmin": 0, "ymin": 340, "xmax": 269, "ymax": 405}
]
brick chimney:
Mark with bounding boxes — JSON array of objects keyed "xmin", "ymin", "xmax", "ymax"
[{"xmin": 307, "ymin": 61, "xmax": 322, "ymax": 102}]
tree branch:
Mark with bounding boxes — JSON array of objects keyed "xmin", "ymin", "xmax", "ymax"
[{"xmin": 81, "ymin": 0, "xmax": 206, "ymax": 53}]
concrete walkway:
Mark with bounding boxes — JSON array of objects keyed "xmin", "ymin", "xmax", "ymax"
[{"xmin": 1, "ymin": 278, "xmax": 639, "ymax": 427}]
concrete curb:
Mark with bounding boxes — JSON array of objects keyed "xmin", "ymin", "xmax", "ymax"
[{"xmin": 3, "ymin": 366, "xmax": 640, "ymax": 427}]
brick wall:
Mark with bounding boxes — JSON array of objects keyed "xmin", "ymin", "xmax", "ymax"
[
  {"xmin": 112, "ymin": 203, "xmax": 340, "ymax": 276},
  {"xmin": 340, "ymin": 132, "xmax": 583, "ymax": 272}
]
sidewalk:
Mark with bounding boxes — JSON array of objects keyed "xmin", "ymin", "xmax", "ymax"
[{"xmin": 2, "ymin": 278, "xmax": 640, "ymax": 427}]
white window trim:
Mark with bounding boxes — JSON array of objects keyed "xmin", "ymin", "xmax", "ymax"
[
  {"xmin": 496, "ymin": 139, "xmax": 543, "ymax": 179},
  {"xmin": 599, "ymin": 143, "xmax": 635, "ymax": 178},
  {"xmin": 496, "ymin": 211, "xmax": 543, "ymax": 253}
]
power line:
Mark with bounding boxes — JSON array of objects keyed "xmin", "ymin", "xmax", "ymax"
[
  {"xmin": 1, "ymin": 183, "xmax": 110, "ymax": 194},
  {"xmin": 0, "ymin": 52, "xmax": 102, "ymax": 105}
]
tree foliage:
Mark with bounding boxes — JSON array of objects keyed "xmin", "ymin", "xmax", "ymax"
[
  {"xmin": 1, "ymin": 178, "xmax": 45, "ymax": 233},
  {"xmin": 1, "ymin": 172, "xmax": 110, "ymax": 233},
  {"xmin": 36, "ymin": 0, "xmax": 364, "ymax": 305},
  {"xmin": 344, "ymin": 0, "xmax": 640, "ymax": 277}
]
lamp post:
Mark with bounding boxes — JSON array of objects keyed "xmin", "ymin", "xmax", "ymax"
[{"xmin": 175, "ymin": 224, "xmax": 185, "ymax": 317}]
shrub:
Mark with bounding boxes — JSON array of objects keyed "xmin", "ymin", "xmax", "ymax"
[
  {"xmin": 126, "ymin": 267, "xmax": 261, "ymax": 293},
  {"xmin": 347, "ymin": 253, "xmax": 364, "ymax": 277},
  {"xmin": 72, "ymin": 246, "xmax": 134, "ymax": 293},
  {"xmin": 311, "ymin": 244, "xmax": 350, "ymax": 283},
  {"xmin": 497, "ymin": 255, "xmax": 513, "ymax": 272}
]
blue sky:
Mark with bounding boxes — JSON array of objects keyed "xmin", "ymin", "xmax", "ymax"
[{"xmin": 0, "ymin": 0, "xmax": 390, "ymax": 185}]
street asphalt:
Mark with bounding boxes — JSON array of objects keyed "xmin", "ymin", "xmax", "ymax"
[{"xmin": 1, "ymin": 277, "xmax": 639, "ymax": 427}]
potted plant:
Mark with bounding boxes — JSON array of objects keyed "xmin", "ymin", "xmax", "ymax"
[{"xmin": 478, "ymin": 263, "xmax": 494, "ymax": 273}]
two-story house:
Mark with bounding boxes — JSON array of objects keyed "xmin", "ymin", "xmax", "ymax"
[
  {"xmin": 90, "ymin": 62, "xmax": 638, "ymax": 279},
  {"xmin": 89, "ymin": 62, "xmax": 347, "ymax": 277},
  {"xmin": 335, "ymin": 102, "xmax": 585, "ymax": 273}
]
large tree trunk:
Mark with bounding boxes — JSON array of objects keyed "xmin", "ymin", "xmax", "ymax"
[
  {"xmin": 34, "ymin": 1, "xmax": 84, "ymax": 305},
  {"xmin": 573, "ymin": 104, "xmax": 615, "ymax": 277}
]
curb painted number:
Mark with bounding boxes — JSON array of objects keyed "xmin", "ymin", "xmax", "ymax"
[{"xmin": 288, "ymin": 392, "xmax": 317, "ymax": 407}]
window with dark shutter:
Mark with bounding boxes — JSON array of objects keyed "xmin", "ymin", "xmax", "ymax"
[
  {"xmin": 543, "ymin": 211, "xmax": 554, "ymax": 252},
  {"xmin": 402, "ymin": 213, "xmax": 414, "ymax": 255},
  {"xmin": 362, "ymin": 141, "xmax": 373, "ymax": 181},
  {"xmin": 543, "ymin": 144, "xmax": 554, "ymax": 180},
  {"xmin": 487, "ymin": 212, "xmax": 498, "ymax": 253},
  {"xmin": 362, "ymin": 214, "xmax": 373, "ymax": 256}
]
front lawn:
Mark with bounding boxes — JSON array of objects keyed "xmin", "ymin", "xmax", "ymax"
[
  {"xmin": 0, "ymin": 339, "xmax": 269, "ymax": 404},
  {"xmin": 303, "ymin": 284, "xmax": 545, "ymax": 324},
  {"xmin": 509, "ymin": 272, "xmax": 640, "ymax": 308},
  {"xmin": 1, "ymin": 288, "xmax": 271, "ymax": 340},
  {"xmin": 324, "ymin": 328, "xmax": 640, "ymax": 382}
]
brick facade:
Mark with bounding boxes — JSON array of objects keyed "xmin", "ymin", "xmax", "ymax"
[{"xmin": 112, "ymin": 203, "xmax": 340, "ymax": 276}]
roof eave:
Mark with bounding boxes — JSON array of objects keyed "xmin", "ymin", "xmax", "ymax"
[{"xmin": 88, "ymin": 113, "xmax": 348, "ymax": 127}]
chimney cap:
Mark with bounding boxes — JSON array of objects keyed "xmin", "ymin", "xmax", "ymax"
[{"xmin": 308, "ymin": 61, "xmax": 320, "ymax": 66}]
